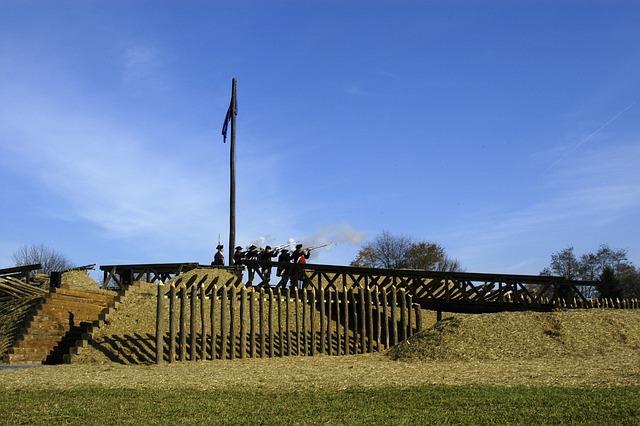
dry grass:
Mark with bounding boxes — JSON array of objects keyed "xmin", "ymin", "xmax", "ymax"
[
  {"xmin": 389, "ymin": 310, "xmax": 640, "ymax": 361},
  {"xmin": 1, "ymin": 351, "xmax": 639, "ymax": 390}
]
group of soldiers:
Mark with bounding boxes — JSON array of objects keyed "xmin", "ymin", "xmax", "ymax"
[{"xmin": 212, "ymin": 242, "xmax": 323, "ymax": 289}]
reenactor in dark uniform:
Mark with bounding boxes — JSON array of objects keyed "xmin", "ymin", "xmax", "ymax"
[
  {"xmin": 259, "ymin": 245, "xmax": 279, "ymax": 284},
  {"xmin": 212, "ymin": 245, "xmax": 225, "ymax": 266},
  {"xmin": 276, "ymin": 248, "xmax": 291, "ymax": 288},
  {"xmin": 290, "ymin": 244, "xmax": 310, "ymax": 289},
  {"xmin": 233, "ymin": 246, "xmax": 245, "ymax": 266},
  {"xmin": 244, "ymin": 245, "xmax": 260, "ymax": 285}
]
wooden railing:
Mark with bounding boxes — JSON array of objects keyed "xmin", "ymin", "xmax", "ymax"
[
  {"xmin": 0, "ymin": 264, "xmax": 42, "ymax": 285},
  {"xmin": 100, "ymin": 263, "xmax": 206, "ymax": 288},
  {"xmin": 242, "ymin": 261, "xmax": 601, "ymax": 314}
]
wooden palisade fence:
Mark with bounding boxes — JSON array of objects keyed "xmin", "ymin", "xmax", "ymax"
[{"xmin": 155, "ymin": 276, "xmax": 422, "ymax": 363}]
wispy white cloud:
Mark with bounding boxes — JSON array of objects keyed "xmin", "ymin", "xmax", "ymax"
[
  {"xmin": 0, "ymin": 90, "xmax": 226, "ymax": 244},
  {"xmin": 441, "ymin": 141, "xmax": 640, "ymax": 273}
]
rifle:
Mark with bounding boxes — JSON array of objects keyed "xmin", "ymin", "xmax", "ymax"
[
  {"xmin": 306, "ymin": 242, "xmax": 333, "ymax": 252},
  {"xmin": 272, "ymin": 242, "xmax": 296, "ymax": 251}
]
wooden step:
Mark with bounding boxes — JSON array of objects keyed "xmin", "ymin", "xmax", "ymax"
[
  {"xmin": 51, "ymin": 287, "xmax": 116, "ymax": 303},
  {"xmin": 46, "ymin": 292, "xmax": 113, "ymax": 306},
  {"xmin": 44, "ymin": 298, "xmax": 109, "ymax": 311},
  {"xmin": 41, "ymin": 299, "xmax": 106, "ymax": 309},
  {"xmin": 8, "ymin": 347, "xmax": 51, "ymax": 357},
  {"xmin": 4, "ymin": 287, "xmax": 119, "ymax": 364},
  {"xmin": 37, "ymin": 306, "xmax": 105, "ymax": 320},
  {"xmin": 3, "ymin": 353, "xmax": 44, "ymax": 364}
]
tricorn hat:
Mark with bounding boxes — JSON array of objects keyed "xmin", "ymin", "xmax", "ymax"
[
  {"xmin": 296, "ymin": 243, "xmax": 303, "ymax": 249},
  {"xmin": 235, "ymin": 246, "xmax": 243, "ymax": 251},
  {"xmin": 216, "ymin": 244, "xmax": 223, "ymax": 250}
]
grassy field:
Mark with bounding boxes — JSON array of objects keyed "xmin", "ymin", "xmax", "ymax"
[{"xmin": 1, "ymin": 384, "xmax": 638, "ymax": 425}]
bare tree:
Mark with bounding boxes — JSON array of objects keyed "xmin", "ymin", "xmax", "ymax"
[
  {"xmin": 12, "ymin": 244, "xmax": 74, "ymax": 274},
  {"xmin": 351, "ymin": 231, "xmax": 463, "ymax": 272},
  {"xmin": 540, "ymin": 246, "xmax": 580, "ymax": 279},
  {"xmin": 541, "ymin": 244, "xmax": 639, "ymax": 298},
  {"xmin": 351, "ymin": 230, "xmax": 412, "ymax": 269}
]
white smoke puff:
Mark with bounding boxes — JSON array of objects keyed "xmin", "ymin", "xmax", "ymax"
[
  {"xmin": 306, "ymin": 221, "xmax": 368, "ymax": 246},
  {"xmin": 300, "ymin": 221, "xmax": 368, "ymax": 260},
  {"xmin": 250, "ymin": 236, "xmax": 270, "ymax": 248}
]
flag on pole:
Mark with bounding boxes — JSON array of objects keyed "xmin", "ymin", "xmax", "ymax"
[{"xmin": 221, "ymin": 93, "xmax": 237, "ymax": 143}]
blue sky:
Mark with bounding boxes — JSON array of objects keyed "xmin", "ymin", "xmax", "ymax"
[{"xmin": 1, "ymin": 1, "xmax": 639, "ymax": 280}]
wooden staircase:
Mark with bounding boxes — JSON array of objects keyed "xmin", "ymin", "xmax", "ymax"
[{"xmin": 3, "ymin": 287, "xmax": 119, "ymax": 364}]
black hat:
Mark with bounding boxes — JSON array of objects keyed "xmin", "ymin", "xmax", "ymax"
[
  {"xmin": 216, "ymin": 244, "xmax": 223, "ymax": 250},
  {"xmin": 235, "ymin": 246, "xmax": 243, "ymax": 251},
  {"xmin": 249, "ymin": 244, "xmax": 257, "ymax": 250},
  {"xmin": 265, "ymin": 245, "xmax": 272, "ymax": 250},
  {"xmin": 296, "ymin": 244, "xmax": 303, "ymax": 249}
]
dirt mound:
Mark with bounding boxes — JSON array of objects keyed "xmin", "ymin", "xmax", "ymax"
[
  {"xmin": 165, "ymin": 267, "xmax": 239, "ymax": 287},
  {"xmin": 61, "ymin": 270, "xmax": 108, "ymax": 293},
  {"xmin": 72, "ymin": 268, "xmax": 239, "ymax": 364},
  {"xmin": 388, "ymin": 310, "xmax": 640, "ymax": 361}
]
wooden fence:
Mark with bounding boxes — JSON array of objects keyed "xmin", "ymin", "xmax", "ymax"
[{"xmin": 154, "ymin": 278, "xmax": 422, "ymax": 363}]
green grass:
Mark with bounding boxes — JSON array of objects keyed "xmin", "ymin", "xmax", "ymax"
[{"xmin": 1, "ymin": 385, "xmax": 638, "ymax": 425}]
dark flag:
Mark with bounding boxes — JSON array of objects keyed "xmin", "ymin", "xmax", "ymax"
[{"xmin": 221, "ymin": 95, "xmax": 237, "ymax": 143}]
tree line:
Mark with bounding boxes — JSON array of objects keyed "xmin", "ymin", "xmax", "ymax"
[{"xmin": 541, "ymin": 245, "xmax": 640, "ymax": 299}]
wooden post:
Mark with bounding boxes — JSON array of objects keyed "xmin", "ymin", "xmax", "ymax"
[
  {"xmin": 319, "ymin": 285, "xmax": 326, "ymax": 354},
  {"xmin": 229, "ymin": 286, "xmax": 236, "ymax": 360},
  {"xmin": 155, "ymin": 282, "xmax": 164, "ymax": 364},
  {"xmin": 228, "ymin": 78, "xmax": 237, "ymax": 265},
  {"xmin": 179, "ymin": 286, "xmax": 187, "ymax": 361},
  {"xmin": 366, "ymin": 287, "xmax": 374, "ymax": 353},
  {"xmin": 381, "ymin": 287, "xmax": 389, "ymax": 349},
  {"xmin": 302, "ymin": 288, "xmax": 308, "ymax": 355},
  {"xmin": 336, "ymin": 289, "xmax": 346, "ymax": 355},
  {"xmin": 220, "ymin": 285, "xmax": 228, "ymax": 360},
  {"xmin": 278, "ymin": 291, "xmax": 284, "ymax": 357},
  {"xmin": 342, "ymin": 287, "xmax": 349, "ymax": 355},
  {"xmin": 373, "ymin": 286, "xmax": 381, "ymax": 351},
  {"xmin": 309, "ymin": 287, "xmax": 316, "ymax": 356},
  {"xmin": 249, "ymin": 287, "xmax": 256, "ymax": 358},
  {"xmin": 259, "ymin": 287, "xmax": 265, "ymax": 357},
  {"xmin": 209, "ymin": 284, "xmax": 217, "ymax": 360},
  {"xmin": 268, "ymin": 288, "xmax": 275, "ymax": 357},
  {"xmin": 200, "ymin": 284, "xmax": 206, "ymax": 360},
  {"xmin": 240, "ymin": 286, "xmax": 247, "ymax": 359},
  {"xmin": 169, "ymin": 283, "xmax": 176, "ymax": 362},
  {"xmin": 295, "ymin": 288, "xmax": 301, "ymax": 356},
  {"xmin": 359, "ymin": 286, "xmax": 366, "ymax": 353},
  {"xmin": 406, "ymin": 294, "xmax": 412, "ymax": 339},
  {"xmin": 190, "ymin": 285, "xmax": 197, "ymax": 360},
  {"xmin": 399, "ymin": 288, "xmax": 407, "ymax": 342},
  {"xmin": 391, "ymin": 286, "xmax": 398, "ymax": 347},
  {"xmin": 285, "ymin": 288, "xmax": 291, "ymax": 356},
  {"xmin": 326, "ymin": 288, "xmax": 332, "ymax": 356}
]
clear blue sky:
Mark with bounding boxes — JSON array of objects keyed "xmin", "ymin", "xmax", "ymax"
[{"xmin": 1, "ymin": 1, "xmax": 639, "ymax": 279}]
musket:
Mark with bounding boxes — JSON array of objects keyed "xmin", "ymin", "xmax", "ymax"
[
  {"xmin": 306, "ymin": 242, "xmax": 333, "ymax": 251},
  {"xmin": 272, "ymin": 242, "xmax": 296, "ymax": 251}
]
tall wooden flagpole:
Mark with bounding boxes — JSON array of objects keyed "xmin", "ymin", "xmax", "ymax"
[{"xmin": 228, "ymin": 78, "xmax": 237, "ymax": 265}]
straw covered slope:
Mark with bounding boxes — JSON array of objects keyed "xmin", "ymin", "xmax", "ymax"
[
  {"xmin": 388, "ymin": 310, "xmax": 640, "ymax": 361},
  {"xmin": 72, "ymin": 268, "xmax": 239, "ymax": 364}
]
